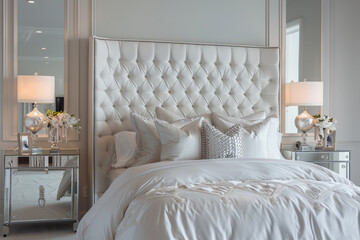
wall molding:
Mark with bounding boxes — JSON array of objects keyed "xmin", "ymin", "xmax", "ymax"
[
  {"xmin": 93, "ymin": 0, "xmax": 271, "ymax": 46},
  {"xmin": 0, "ymin": 0, "xmax": 80, "ymax": 145},
  {"xmin": 265, "ymin": 0, "xmax": 270, "ymax": 46},
  {"xmin": 1, "ymin": 0, "xmax": 17, "ymax": 142}
]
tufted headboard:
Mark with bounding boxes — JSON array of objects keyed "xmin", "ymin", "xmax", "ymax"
[{"xmin": 89, "ymin": 36, "xmax": 280, "ymax": 203}]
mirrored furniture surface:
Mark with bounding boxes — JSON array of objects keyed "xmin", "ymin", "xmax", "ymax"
[
  {"xmin": 281, "ymin": 149, "xmax": 350, "ymax": 179},
  {"xmin": 1, "ymin": 0, "xmax": 80, "ymax": 142},
  {"xmin": 283, "ymin": 0, "xmax": 323, "ymax": 134},
  {"xmin": 2, "ymin": 150, "xmax": 79, "ymax": 237}
]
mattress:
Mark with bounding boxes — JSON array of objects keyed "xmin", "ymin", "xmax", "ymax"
[{"xmin": 106, "ymin": 168, "xmax": 128, "ymax": 188}]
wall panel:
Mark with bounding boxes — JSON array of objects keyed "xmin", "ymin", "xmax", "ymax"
[{"xmin": 94, "ymin": 0, "xmax": 268, "ymax": 46}]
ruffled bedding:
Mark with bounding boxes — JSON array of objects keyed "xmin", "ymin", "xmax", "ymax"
[{"xmin": 77, "ymin": 158, "xmax": 360, "ymax": 240}]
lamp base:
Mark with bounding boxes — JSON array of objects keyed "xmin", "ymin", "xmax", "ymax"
[
  {"xmin": 295, "ymin": 107, "xmax": 315, "ymax": 145},
  {"xmin": 24, "ymin": 105, "xmax": 46, "ymax": 134}
]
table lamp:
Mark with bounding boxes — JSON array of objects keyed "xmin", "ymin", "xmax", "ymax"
[
  {"xmin": 285, "ymin": 80, "xmax": 323, "ymax": 148},
  {"xmin": 17, "ymin": 74, "xmax": 55, "ymax": 151}
]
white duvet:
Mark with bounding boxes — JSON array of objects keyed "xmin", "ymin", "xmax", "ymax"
[{"xmin": 77, "ymin": 158, "xmax": 360, "ymax": 240}]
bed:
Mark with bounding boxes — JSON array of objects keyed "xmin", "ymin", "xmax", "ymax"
[{"xmin": 78, "ymin": 37, "xmax": 360, "ymax": 239}]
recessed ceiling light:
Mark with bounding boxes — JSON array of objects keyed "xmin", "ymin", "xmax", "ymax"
[
  {"xmin": 44, "ymin": 56, "xmax": 49, "ymax": 59},
  {"xmin": 41, "ymin": 47, "xmax": 46, "ymax": 50},
  {"xmin": 45, "ymin": 62, "xmax": 49, "ymax": 64},
  {"xmin": 27, "ymin": 0, "xmax": 35, "ymax": 4},
  {"xmin": 36, "ymin": 30, "xmax": 42, "ymax": 33}
]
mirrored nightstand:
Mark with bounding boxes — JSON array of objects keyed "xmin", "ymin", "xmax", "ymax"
[
  {"xmin": 281, "ymin": 149, "xmax": 350, "ymax": 179},
  {"xmin": 2, "ymin": 150, "xmax": 79, "ymax": 237}
]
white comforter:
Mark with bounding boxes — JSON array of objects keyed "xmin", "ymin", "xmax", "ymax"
[{"xmin": 77, "ymin": 158, "xmax": 360, "ymax": 240}]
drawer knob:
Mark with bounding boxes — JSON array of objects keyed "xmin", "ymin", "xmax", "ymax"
[{"xmin": 321, "ymin": 154, "xmax": 329, "ymax": 160}]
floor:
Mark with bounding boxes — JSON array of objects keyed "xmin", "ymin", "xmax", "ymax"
[{"xmin": 3, "ymin": 222, "xmax": 76, "ymax": 240}]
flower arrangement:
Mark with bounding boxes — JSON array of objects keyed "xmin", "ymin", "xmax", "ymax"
[
  {"xmin": 313, "ymin": 113, "xmax": 337, "ymax": 150},
  {"xmin": 313, "ymin": 113, "xmax": 336, "ymax": 134},
  {"xmin": 45, "ymin": 110, "xmax": 80, "ymax": 143}
]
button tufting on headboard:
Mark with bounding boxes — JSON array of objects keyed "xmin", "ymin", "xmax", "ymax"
[{"xmin": 89, "ymin": 37, "xmax": 280, "ymax": 203}]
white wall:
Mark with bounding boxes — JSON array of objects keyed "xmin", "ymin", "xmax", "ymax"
[
  {"xmin": 328, "ymin": 0, "xmax": 360, "ymax": 185},
  {"xmin": 94, "ymin": 0, "xmax": 269, "ymax": 46}
]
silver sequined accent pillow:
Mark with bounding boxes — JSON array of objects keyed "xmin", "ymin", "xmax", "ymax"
[{"xmin": 201, "ymin": 121, "xmax": 244, "ymax": 159}]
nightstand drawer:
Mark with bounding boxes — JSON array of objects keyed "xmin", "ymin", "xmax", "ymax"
[
  {"xmin": 281, "ymin": 149, "xmax": 351, "ymax": 179},
  {"xmin": 312, "ymin": 162, "xmax": 349, "ymax": 179},
  {"xmin": 3, "ymin": 169, "xmax": 76, "ymax": 222},
  {"xmin": 293, "ymin": 151, "xmax": 350, "ymax": 162}
]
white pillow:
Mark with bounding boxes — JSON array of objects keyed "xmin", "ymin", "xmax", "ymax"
[
  {"xmin": 211, "ymin": 112, "xmax": 266, "ymax": 127},
  {"xmin": 230, "ymin": 111, "xmax": 267, "ymax": 121},
  {"xmin": 57, "ymin": 157, "xmax": 77, "ymax": 200},
  {"xmin": 212, "ymin": 114, "xmax": 282, "ymax": 159},
  {"xmin": 155, "ymin": 117, "xmax": 203, "ymax": 161},
  {"xmin": 155, "ymin": 107, "xmax": 212, "ymax": 124},
  {"xmin": 130, "ymin": 113, "xmax": 161, "ymax": 166},
  {"xmin": 155, "ymin": 107, "xmax": 266, "ymax": 125},
  {"xmin": 112, "ymin": 131, "xmax": 137, "ymax": 168},
  {"xmin": 130, "ymin": 112, "xmax": 193, "ymax": 166}
]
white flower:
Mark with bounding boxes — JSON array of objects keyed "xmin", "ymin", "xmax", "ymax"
[
  {"xmin": 66, "ymin": 116, "xmax": 80, "ymax": 128},
  {"xmin": 46, "ymin": 111, "xmax": 80, "ymax": 130},
  {"xmin": 314, "ymin": 114, "xmax": 336, "ymax": 135}
]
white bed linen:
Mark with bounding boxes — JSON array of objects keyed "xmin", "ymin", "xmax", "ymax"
[
  {"xmin": 105, "ymin": 168, "xmax": 128, "ymax": 188},
  {"xmin": 77, "ymin": 159, "xmax": 360, "ymax": 240}
]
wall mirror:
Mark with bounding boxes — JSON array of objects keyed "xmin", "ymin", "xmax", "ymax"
[
  {"xmin": 283, "ymin": 0, "xmax": 322, "ymax": 134},
  {"xmin": 1, "ymin": 0, "xmax": 79, "ymax": 141},
  {"xmin": 17, "ymin": 0, "xmax": 64, "ymax": 133}
]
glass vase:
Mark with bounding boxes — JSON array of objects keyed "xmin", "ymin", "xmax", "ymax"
[
  {"xmin": 314, "ymin": 126, "xmax": 324, "ymax": 150},
  {"xmin": 48, "ymin": 127, "xmax": 62, "ymax": 153}
]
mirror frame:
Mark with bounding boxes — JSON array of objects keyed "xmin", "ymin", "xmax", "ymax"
[
  {"xmin": 1, "ymin": 0, "xmax": 79, "ymax": 142},
  {"xmin": 280, "ymin": 0, "xmax": 331, "ymax": 139}
]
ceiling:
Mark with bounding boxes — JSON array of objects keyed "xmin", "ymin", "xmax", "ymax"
[{"xmin": 18, "ymin": 0, "xmax": 64, "ymax": 28}]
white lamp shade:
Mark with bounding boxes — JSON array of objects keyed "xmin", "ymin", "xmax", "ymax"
[
  {"xmin": 17, "ymin": 75, "xmax": 55, "ymax": 103},
  {"xmin": 285, "ymin": 81, "xmax": 323, "ymax": 106}
]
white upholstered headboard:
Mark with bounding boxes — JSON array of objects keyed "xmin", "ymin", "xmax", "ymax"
[{"xmin": 89, "ymin": 36, "xmax": 280, "ymax": 203}]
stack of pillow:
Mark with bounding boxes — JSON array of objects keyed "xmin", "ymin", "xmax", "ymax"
[{"xmin": 112, "ymin": 107, "xmax": 283, "ymax": 168}]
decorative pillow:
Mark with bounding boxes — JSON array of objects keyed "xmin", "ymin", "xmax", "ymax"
[
  {"xmin": 240, "ymin": 120, "xmax": 271, "ymax": 158},
  {"xmin": 155, "ymin": 107, "xmax": 212, "ymax": 125},
  {"xmin": 112, "ymin": 131, "xmax": 137, "ymax": 168},
  {"xmin": 201, "ymin": 122, "xmax": 244, "ymax": 159},
  {"xmin": 155, "ymin": 117, "xmax": 203, "ymax": 161},
  {"xmin": 211, "ymin": 112, "xmax": 266, "ymax": 128},
  {"xmin": 130, "ymin": 113, "xmax": 161, "ymax": 166},
  {"xmin": 228, "ymin": 111, "xmax": 267, "ymax": 121},
  {"xmin": 212, "ymin": 114, "xmax": 282, "ymax": 159},
  {"xmin": 57, "ymin": 157, "xmax": 77, "ymax": 200}
]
